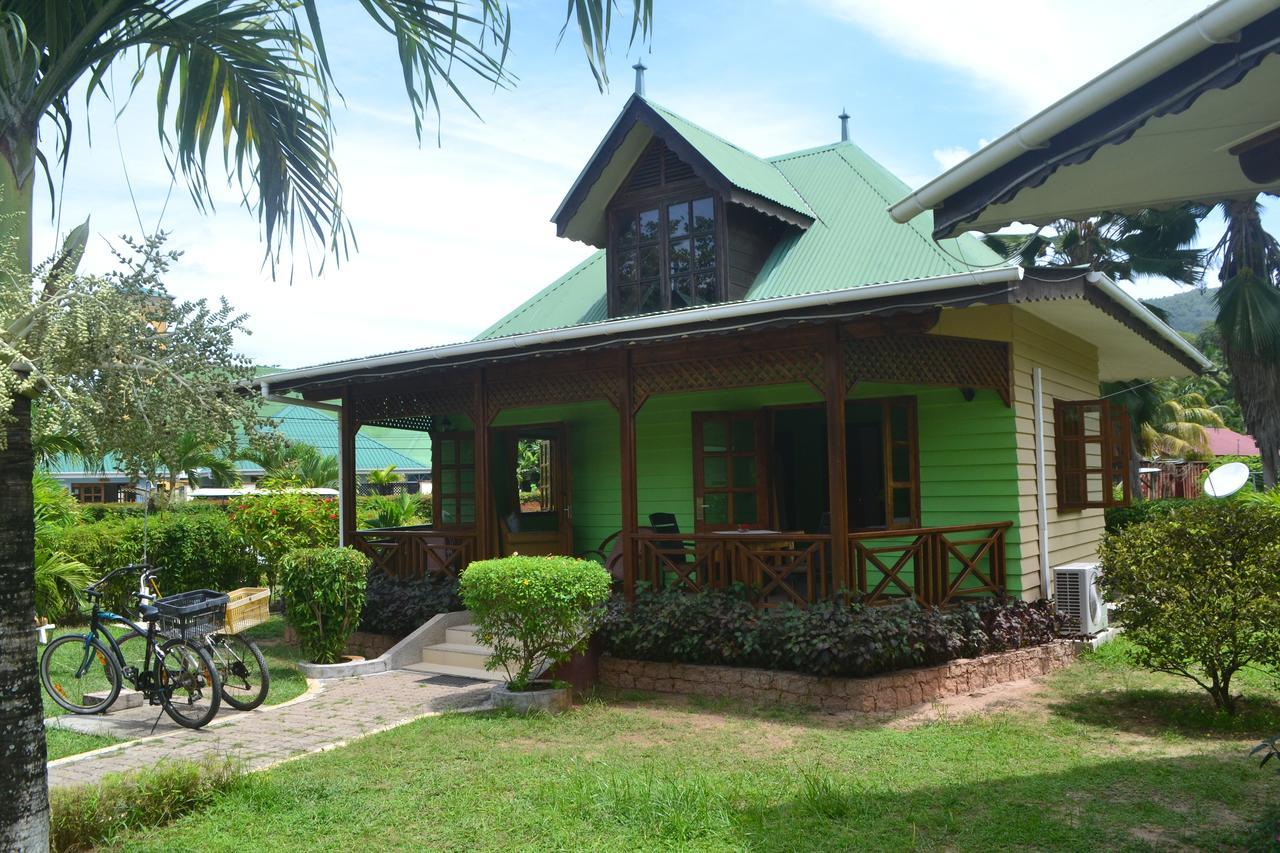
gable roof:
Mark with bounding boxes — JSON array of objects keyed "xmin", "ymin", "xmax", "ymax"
[
  {"xmin": 483, "ymin": 134, "xmax": 1007, "ymax": 339},
  {"xmin": 553, "ymin": 95, "xmax": 816, "ymax": 246}
]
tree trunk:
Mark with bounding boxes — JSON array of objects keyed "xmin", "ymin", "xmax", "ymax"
[
  {"xmin": 0, "ymin": 395, "xmax": 50, "ymax": 851},
  {"xmin": 1223, "ymin": 343, "xmax": 1280, "ymax": 489}
]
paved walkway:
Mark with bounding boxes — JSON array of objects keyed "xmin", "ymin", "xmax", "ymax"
[{"xmin": 47, "ymin": 670, "xmax": 494, "ymax": 789}]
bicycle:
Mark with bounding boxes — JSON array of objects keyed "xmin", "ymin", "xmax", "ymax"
[
  {"xmin": 39, "ymin": 564, "xmax": 225, "ymax": 729},
  {"xmin": 120, "ymin": 566, "xmax": 271, "ymax": 711}
]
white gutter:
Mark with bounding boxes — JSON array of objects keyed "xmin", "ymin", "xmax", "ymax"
[
  {"xmin": 1086, "ymin": 272, "xmax": 1216, "ymax": 371},
  {"xmin": 255, "ymin": 266, "xmax": 1025, "ymax": 390},
  {"xmin": 888, "ymin": 0, "xmax": 1280, "ymax": 224},
  {"xmin": 259, "ymin": 386, "xmax": 342, "ymax": 413}
]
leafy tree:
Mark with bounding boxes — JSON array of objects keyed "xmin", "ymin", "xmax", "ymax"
[
  {"xmin": 239, "ymin": 440, "xmax": 337, "ymax": 489},
  {"xmin": 164, "ymin": 431, "xmax": 241, "ymax": 491},
  {"xmin": 0, "ymin": 2, "xmax": 651, "ymax": 845},
  {"xmin": 365, "ymin": 464, "xmax": 403, "ymax": 486},
  {"xmin": 1104, "ymin": 379, "xmax": 1225, "ymax": 462}
]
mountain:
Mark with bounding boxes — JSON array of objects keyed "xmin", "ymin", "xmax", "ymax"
[{"xmin": 1145, "ymin": 288, "xmax": 1217, "ymax": 334}]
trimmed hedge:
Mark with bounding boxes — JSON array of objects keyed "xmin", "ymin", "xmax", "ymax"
[
  {"xmin": 281, "ymin": 547, "xmax": 370, "ymax": 664},
  {"xmin": 1104, "ymin": 498, "xmax": 1193, "ymax": 535},
  {"xmin": 48, "ymin": 512, "xmax": 260, "ymax": 612},
  {"xmin": 358, "ymin": 570, "xmax": 463, "ymax": 637},
  {"xmin": 601, "ymin": 589, "xmax": 1061, "ymax": 678}
]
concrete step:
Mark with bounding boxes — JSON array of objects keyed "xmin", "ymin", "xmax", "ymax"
[
  {"xmin": 421, "ymin": 641, "xmax": 492, "ymax": 670},
  {"xmin": 444, "ymin": 624, "xmax": 480, "ymax": 645},
  {"xmin": 402, "ymin": 660, "xmax": 499, "ymax": 682}
]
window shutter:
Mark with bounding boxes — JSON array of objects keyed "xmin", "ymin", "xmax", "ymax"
[{"xmin": 1054, "ymin": 399, "xmax": 1132, "ymax": 511}]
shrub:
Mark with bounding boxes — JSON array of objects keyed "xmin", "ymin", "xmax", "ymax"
[
  {"xmin": 47, "ymin": 511, "xmax": 260, "ymax": 614},
  {"xmin": 460, "ymin": 556, "xmax": 612, "ymax": 690},
  {"xmin": 601, "ymin": 589, "xmax": 1062, "ymax": 678},
  {"xmin": 280, "ymin": 547, "xmax": 370, "ymax": 664},
  {"xmin": 49, "ymin": 757, "xmax": 241, "ymax": 852},
  {"xmin": 358, "ymin": 570, "xmax": 463, "ymax": 637},
  {"xmin": 228, "ymin": 491, "xmax": 338, "ymax": 585},
  {"xmin": 1099, "ymin": 500, "xmax": 1280, "ymax": 714},
  {"xmin": 1103, "ymin": 497, "xmax": 1192, "ymax": 534}
]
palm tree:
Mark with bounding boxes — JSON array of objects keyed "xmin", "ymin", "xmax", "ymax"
[
  {"xmin": 0, "ymin": 4, "xmax": 651, "ymax": 846},
  {"xmin": 983, "ymin": 207, "xmax": 1208, "ymax": 286},
  {"xmin": 239, "ymin": 440, "xmax": 336, "ymax": 488},
  {"xmin": 1104, "ymin": 379, "xmax": 1226, "ymax": 495},
  {"xmin": 163, "ymin": 431, "xmax": 240, "ymax": 491},
  {"xmin": 1207, "ymin": 196, "xmax": 1280, "ymax": 487},
  {"xmin": 366, "ymin": 464, "xmax": 403, "ymax": 486}
]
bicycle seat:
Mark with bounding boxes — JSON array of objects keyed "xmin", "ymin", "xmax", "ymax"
[{"xmin": 139, "ymin": 604, "xmax": 160, "ymax": 622}]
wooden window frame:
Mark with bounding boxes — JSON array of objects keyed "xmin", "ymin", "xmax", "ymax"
[
  {"xmin": 879, "ymin": 397, "xmax": 921, "ymax": 531},
  {"xmin": 692, "ymin": 411, "xmax": 770, "ymax": 531},
  {"xmin": 606, "ymin": 142, "xmax": 726, "ymax": 318},
  {"xmin": 432, "ymin": 431, "xmax": 477, "ymax": 529},
  {"xmin": 1054, "ymin": 399, "xmax": 1132, "ymax": 511},
  {"xmin": 72, "ymin": 483, "xmax": 105, "ymax": 504}
]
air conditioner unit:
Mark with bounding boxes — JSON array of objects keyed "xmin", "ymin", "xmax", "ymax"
[{"xmin": 1054, "ymin": 563, "xmax": 1108, "ymax": 635}]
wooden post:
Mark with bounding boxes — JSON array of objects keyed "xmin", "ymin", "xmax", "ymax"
[
  {"xmin": 823, "ymin": 326, "xmax": 851, "ymax": 595},
  {"xmin": 618, "ymin": 350, "xmax": 638, "ymax": 600},
  {"xmin": 338, "ymin": 386, "xmax": 358, "ymax": 546},
  {"xmin": 473, "ymin": 367, "xmax": 493, "ymax": 559}
]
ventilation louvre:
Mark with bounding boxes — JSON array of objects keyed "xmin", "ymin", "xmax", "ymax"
[
  {"xmin": 664, "ymin": 148, "xmax": 696, "ymax": 183},
  {"xmin": 627, "ymin": 142, "xmax": 663, "ymax": 191}
]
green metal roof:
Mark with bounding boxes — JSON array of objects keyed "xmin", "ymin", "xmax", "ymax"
[
  {"xmin": 483, "ymin": 117, "xmax": 1008, "ymax": 340},
  {"xmin": 44, "ymin": 403, "xmax": 431, "ymax": 477},
  {"xmin": 644, "ymin": 98, "xmax": 816, "ymax": 222}
]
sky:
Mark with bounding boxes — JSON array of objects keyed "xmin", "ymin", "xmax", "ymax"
[{"xmin": 32, "ymin": 0, "xmax": 1275, "ymax": 368}]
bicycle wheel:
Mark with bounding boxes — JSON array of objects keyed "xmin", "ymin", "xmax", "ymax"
[
  {"xmin": 113, "ymin": 627, "xmax": 150, "ymax": 684},
  {"xmin": 40, "ymin": 634, "xmax": 121, "ymax": 714},
  {"xmin": 210, "ymin": 634, "xmax": 270, "ymax": 711},
  {"xmin": 155, "ymin": 638, "xmax": 222, "ymax": 729}
]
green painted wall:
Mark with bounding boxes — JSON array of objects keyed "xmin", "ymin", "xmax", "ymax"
[{"xmin": 483, "ymin": 379, "xmax": 1023, "ymax": 588}]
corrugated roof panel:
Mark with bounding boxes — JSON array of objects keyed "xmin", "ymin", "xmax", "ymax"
[
  {"xmin": 476, "ymin": 251, "xmax": 606, "ymax": 340},
  {"xmin": 644, "ymin": 99, "xmax": 816, "ymax": 221}
]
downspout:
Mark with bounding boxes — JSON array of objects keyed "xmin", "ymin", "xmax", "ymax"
[{"xmin": 1033, "ymin": 367, "xmax": 1052, "ymax": 599}]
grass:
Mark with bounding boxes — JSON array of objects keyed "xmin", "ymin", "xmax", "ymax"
[
  {"xmin": 104, "ymin": 638, "xmax": 1280, "ymax": 852},
  {"xmin": 46, "ymin": 728, "xmax": 120, "ymax": 762}
]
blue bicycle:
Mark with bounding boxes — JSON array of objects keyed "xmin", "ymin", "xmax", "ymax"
[{"xmin": 39, "ymin": 564, "xmax": 226, "ymax": 729}]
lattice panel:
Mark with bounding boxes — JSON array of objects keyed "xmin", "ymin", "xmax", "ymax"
[
  {"xmin": 634, "ymin": 346, "xmax": 824, "ymax": 408},
  {"xmin": 844, "ymin": 335, "xmax": 1010, "ymax": 405},
  {"xmin": 485, "ymin": 366, "xmax": 621, "ymax": 420},
  {"xmin": 352, "ymin": 383, "xmax": 476, "ymax": 431}
]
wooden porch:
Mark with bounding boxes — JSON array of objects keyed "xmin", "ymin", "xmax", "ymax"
[{"xmin": 333, "ymin": 314, "xmax": 1017, "ymax": 609}]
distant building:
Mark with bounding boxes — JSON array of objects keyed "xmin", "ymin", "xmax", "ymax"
[{"xmin": 1204, "ymin": 427, "xmax": 1260, "ymax": 458}]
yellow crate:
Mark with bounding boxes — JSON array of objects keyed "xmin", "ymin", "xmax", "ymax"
[{"xmin": 222, "ymin": 587, "xmax": 270, "ymax": 634}]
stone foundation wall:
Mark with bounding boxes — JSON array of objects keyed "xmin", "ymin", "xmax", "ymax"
[
  {"xmin": 599, "ymin": 641, "xmax": 1080, "ymax": 712},
  {"xmin": 283, "ymin": 626, "xmax": 399, "ymax": 660}
]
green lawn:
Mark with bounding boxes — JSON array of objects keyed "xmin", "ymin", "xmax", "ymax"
[
  {"xmin": 46, "ymin": 729, "xmax": 120, "ymax": 762},
  {"xmin": 106, "ymin": 639, "xmax": 1280, "ymax": 852}
]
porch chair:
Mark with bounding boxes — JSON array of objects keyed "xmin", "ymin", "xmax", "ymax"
[
  {"xmin": 576, "ymin": 527, "xmax": 655, "ymax": 589},
  {"xmin": 648, "ymin": 512, "xmax": 696, "ymax": 590}
]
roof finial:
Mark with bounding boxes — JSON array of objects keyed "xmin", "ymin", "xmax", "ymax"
[
  {"xmin": 838, "ymin": 108, "xmax": 850, "ymax": 143},
  {"xmin": 633, "ymin": 61, "xmax": 647, "ymax": 96}
]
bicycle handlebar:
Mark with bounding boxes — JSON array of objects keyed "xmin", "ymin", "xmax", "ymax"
[{"xmin": 85, "ymin": 562, "xmax": 162, "ymax": 594}]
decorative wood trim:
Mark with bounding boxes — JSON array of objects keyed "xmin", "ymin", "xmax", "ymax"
[
  {"xmin": 634, "ymin": 344, "xmax": 824, "ymax": 412},
  {"xmin": 845, "ymin": 334, "xmax": 1012, "ymax": 406},
  {"xmin": 350, "ymin": 381, "xmax": 476, "ymax": 431},
  {"xmin": 485, "ymin": 364, "xmax": 622, "ymax": 422}
]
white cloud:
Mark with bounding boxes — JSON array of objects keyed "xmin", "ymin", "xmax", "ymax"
[
  {"xmin": 808, "ymin": 1, "xmax": 1209, "ymax": 115},
  {"xmin": 931, "ymin": 146, "xmax": 971, "ymax": 172}
]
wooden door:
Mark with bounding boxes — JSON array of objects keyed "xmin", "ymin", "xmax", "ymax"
[
  {"xmin": 693, "ymin": 411, "xmax": 768, "ymax": 532},
  {"xmin": 502, "ymin": 424, "xmax": 573, "ymax": 556}
]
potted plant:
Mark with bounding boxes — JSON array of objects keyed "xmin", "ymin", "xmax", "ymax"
[
  {"xmin": 280, "ymin": 546, "xmax": 370, "ymax": 665},
  {"xmin": 459, "ymin": 555, "xmax": 611, "ymax": 713}
]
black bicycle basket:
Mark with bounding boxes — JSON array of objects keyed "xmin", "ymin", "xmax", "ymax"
[{"xmin": 153, "ymin": 589, "xmax": 229, "ymax": 639}]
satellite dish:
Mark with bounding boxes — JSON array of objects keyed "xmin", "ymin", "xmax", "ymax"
[
  {"xmin": 1204, "ymin": 462, "xmax": 1250, "ymax": 498},
  {"xmin": 1138, "ymin": 467, "xmax": 1161, "ymax": 474}
]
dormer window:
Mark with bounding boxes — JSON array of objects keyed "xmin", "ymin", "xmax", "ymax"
[{"xmin": 607, "ymin": 139, "xmax": 724, "ymax": 317}]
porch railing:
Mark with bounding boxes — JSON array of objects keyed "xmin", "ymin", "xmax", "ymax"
[
  {"xmin": 349, "ymin": 525, "xmax": 478, "ymax": 581},
  {"xmin": 849, "ymin": 522, "xmax": 1010, "ymax": 608},
  {"xmin": 628, "ymin": 522, "xmax": 1009, "ymax": 608}
]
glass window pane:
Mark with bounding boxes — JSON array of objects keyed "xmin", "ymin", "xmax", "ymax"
[
  {"xmin": 459, "ymin": 440, "xmax": 474, "ymax": 464},
  {"xmin": 692, "ymin": 197, "xmax": 715, "ymax": 232},
  {"xmin": 669, "ymin": 239, "xmax": 691, "ymax": 275},
  {"xmin": 639, "ymin": 246, "xmax": 660, "ymax": 279},
  {"xmin": 667, "ymin": 202, "xmax": 688, "ymax": 237},
  {"xmin": 459, "ymin": 499, "xmax": 475, "ymax": 524},
  {"xmin": 617, "ymin": 248, "xmax": 637, "ymax": 282},
  {"xmin": 731, "ymin": 419, "xmax": 756, "ymax": 451},
  {"xmin": 891, "ymin": 405, "xmax": 909, "ymax": 442},
  {"xmin": 892, "ymin": 446, "xmax": 910, "ymax": 483},
  {"xmin": 616, "ymin": 212, "xmax": 636, "ymax": 244},
  {"xmin": 640, "ymin": 282, "xmax": 663, "ymax": 313},
  {"xmin": 891, "ymin": 489, "xmax": 912, "ymax": 524},
  {"xmin": 1086, "ymin": 472, "xmax": 1106, "ymax": 504},
  {"xmin": 460, "ymin": 469, "xmax": 475, "ymax": 493},
  {"xmin": 732, "ymin": 496, "xmax": 757, "ymax": 525},
  {"xmin": 439, "ymin": 469, "xmax": 456, "ymax": 493},
  {"xmin": 639, "ymin": 209, "xmax": 660, "ymax": 242},
  {"xmin": 732, "ymin": 456, "xmax": 756, "ymax": 488},
  {"xmin": 702, "ymin": 420, "xmax": 728, "ymax": 452},
  {"xmin": 1085, "ymin": 442, "xmax": 1103, "ymax": 470},
  {"xmin": 695, "ymin": 234, "xmax": 715, "ymax": 269},
  {"xmin": 693, "ymin": 272, "xmax": 718, "ymax": 305},
  {"xmin": 704, "ymin": 493, "xmax": 728, "ymax": 525},
  {"xmin": 671, "ymin": 275, "xmax": 692, "ymax": 309},
  {"xmin": 703, "ymin": 457, "xmax": 727, "ymax": 488},
  {"xmin": 440, "ymin": 440, "xmax": 455, "ymax": 465}
]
